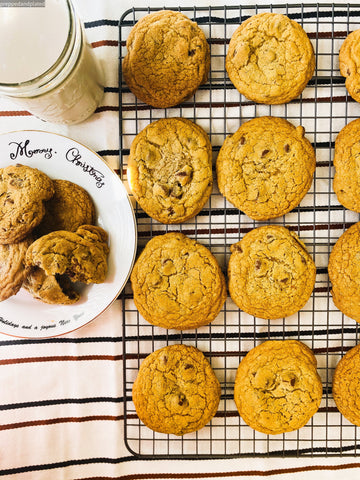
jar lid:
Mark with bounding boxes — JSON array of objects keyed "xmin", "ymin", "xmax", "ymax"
[{"xmin": 0, "ymin": 0, "xmax": 71, "ymax": 84}]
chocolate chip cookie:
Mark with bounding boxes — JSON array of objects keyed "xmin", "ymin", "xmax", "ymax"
[
  {"xmin": 333, "ymin": 119, "xmax": 360, "ymax": 212},
  {"xmin": 216, "ymin": 116, "xmax": 316, "ymax": 220},
  {"xmin": 228, "ymin": 225, "xmax": 316, "ymax": 319},
  {"xmin": 234, "ymin": 340, "xmax": 322, "ymax": 435},
  {"xmin": 123, "ymin": 10, "xmax": 210, "ymax": 108},
  {"xmin": 226, "ymin": 13, "xmax": 315, "ymax": 104},
  {"xmin": 132, "ymin": 344, "xmax": 221, "ymax": 435},
  {"xmin": 23, "ymin": 267, "xmax": 80, "ymax": 305},
  {"xmin": 328, "ymin": 221, "xmax": 360, "ymax": 322},
  {"xmin": 25, "ymin": 225, "xmax": 109, "ymax": 304},
  {"xmin": 332, "ymin": 343, "xmax": 360, "ymax": 426},
  {"xmin": 35, "ymin": 179, "xmax": 95, "ymax": 237},
  {"xmin": 130, "ymin": 232, "xmax": 226, "ymax": 330},
  {"xmin": 339, "ymin": 29, "xmax": 360, "ymax": 103},
  {"xmin": 128, "ymin": 118, "xmax": 213, "ymax": 224},
  {"xmin": 0, "ymin": 237, "xmax": 32, "ymax": 301},
  {"xmin": 0, "ymin": 164, "xmax": 54, "ymax": 244}
]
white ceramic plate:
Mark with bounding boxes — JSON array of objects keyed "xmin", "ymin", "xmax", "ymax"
[{"xmin": 0, "ymin": 130, "xmax": 137, "ymax": 338}]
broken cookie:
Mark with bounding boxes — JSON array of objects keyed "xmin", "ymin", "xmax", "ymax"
[{"xmin": 25, "ymin": 225, "xmax": 109, "ymax": 304}]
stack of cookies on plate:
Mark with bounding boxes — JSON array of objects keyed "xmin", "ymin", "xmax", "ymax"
[
  {"xmin": 0, "ymin": 164, "xmax": 109, "ymax": 305},
  {"xmin": 123, "ymin": 9, "xmax": 360, "ymax": 436}
]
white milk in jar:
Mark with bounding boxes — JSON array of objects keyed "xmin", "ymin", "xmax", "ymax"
[{"xmin": 0, "ymin": 0, "xmax": 104, "ymax": 124}]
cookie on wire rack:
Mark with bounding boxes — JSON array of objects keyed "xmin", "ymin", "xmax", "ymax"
[
  {"xmin": 123, "ymin": 10, "xmax": 210, "ymax": 108},
  {"xmin": 234, "ymin": 340, "xmax": 323, "ymax": 435},
  {"xmin": 226, "ymin": 12, "xmax": 315, "ymax": 104},
  {"xmin": 132, "ymin": 344, "xmax": 221, "ymax": 436},
  {"xmin": 216, "ymin": 116, "xmax": 316, "ymax": 220}
]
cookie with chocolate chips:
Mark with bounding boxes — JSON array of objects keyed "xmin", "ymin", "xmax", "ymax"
[
  {"xmin": 130, "ymin": 232, "xmax": 226, "ymax": 330},
  {"xmin": 216, "ymin": 116, "xmax": 315, "ymax": 221},
  {"xmin": 234, "ymin": 340, "xmax": 322, "ymax": 434},
  {"xmin": 339, "ymin": 29, "xmax": 360, "ymax": 103},
  {"xmin": 332, "ymin": 343, "xmax": 360, "ymax": 426},
  {"xmin": 226, "ymin": 12, "xmax": 315, "ymax": 104},
  {"xmin": 228, "ymin": 225, "xmax": 316, "ymax": 319},
  {"xmin": 128, "ymin": 117, "xmax": 213, "ymax": 224},
  {"xmin": 0, "ymin": 164, "xmax": 54, "ymax": 244},
  {"xmin": 132, "ymin": 344, "xmax": 221, "ymax": 435},
  {"xmin": 123, "ymin": 10, "xmax": 210, "ymax": 108}
]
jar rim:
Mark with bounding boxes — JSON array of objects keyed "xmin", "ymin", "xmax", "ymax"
[{"xmin": 0, "ymin": 0, "xmax": 77, "ymax": 96}]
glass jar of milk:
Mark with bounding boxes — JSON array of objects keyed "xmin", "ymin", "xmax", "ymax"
[{"xmin": 0, "ymin": 0, "xmax": 104, "ymax": 124}]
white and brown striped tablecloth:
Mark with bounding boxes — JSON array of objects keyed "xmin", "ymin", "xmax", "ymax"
[{"xmin": 2, "ymin": 0, "xmax": 360, "ymax": 479}]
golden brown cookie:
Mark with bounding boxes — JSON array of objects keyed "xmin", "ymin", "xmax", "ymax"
[
  {"xmin": 228, "ymin": 225, "xmax": 316, "ymax": 319},
  {"xmin": 128, "ymin": 118, "xmax": 213, "ymax": 224},
  {"xmin": 226, "ymin": 13, "xmax": 315, "ymax": 104},
  {"xmin": 130, "ymin": 232, "xmax": 226, "ymax": 330},
  {"xmin": 35, "ymin": 179, "xmax": 95, "ymax": 237},
  {"xmin": 123, "ymin": 10, "xmax": 210, "ymax": 108},
  {"xmin": 333, "ymin": 119, "xmax": 360, "ymax": 212},
  {"xmin": 23, "ymin": 267, "xmax": 80, "ymax": 305},
  {"xmin": 26, "ymin": 225, "xmax": 109, "ymax": 288},
  {"xmin": 216, "ymin": 117, "xmax": 316, "ymax": 220},
  {"xmin": 332, "ymin": 343, "xmax": 360, "ymax": 426},
  {"xmin": 234, "ymin": 340, "xmax": 322, "ymax": 435},
  {"xmin": 132, "ymin": 344, "xmax": 221, "ymax": 435},
  {"xmin": 0, "ymin": 237, "xmax": 32, "ymax": 301},
  {"xmin": 339, "ymin": 29, "xmax": 360, "ymax": 103},
  {"xmin": 0, "ymin": 164, "xmax": 54, "ymax": 244},
  {"xmin": 328, "ymin": 221, "xmax": 360, "ymax": 322}
]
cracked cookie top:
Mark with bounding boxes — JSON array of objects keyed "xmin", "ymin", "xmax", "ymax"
[
  {"xmin": 333, "ymin": 119, "xmax": 360, "ymax": 212},
  {"xmin": 0, "ymin": 164, "xmax": 54, "ymax": 244},
  {"xmin": 128, "ymin": 117, "xmax": 213, "ymax": 224},
  {"xmin": 123, "ymin": 10, "xmax": 210, "ymax": 108},
  {"xmin": 132, "ymin": 344, "xmax": 221, "ymax": 435},
  {"xmin": 226, "ymin": 13, "xmax": 315, "ymax": 104},
  {"xmin": 0, "ymin": 237, "xmax": 32, "ymax": 302},
  {"xmin": 234, "ymin": 340, "xmax": 322, "ymax": 435},
  {"xmin": 339, "ymin": 29, "xmax": 360, "ymax": 103},
  {"xmin": 130, "ymin": 232, "xmax": 226, "ymax": 330},
  {"xmin": 228, "ymin": 225, "xmax": 316, "ymax": 320},
  {"xmin": 328, "ymin": 221, "xmax": 360, "ymax": 323},
  {"xmin": 333, "ymin": 343, "xmax": 360, "ymax": 427},
  {"xmin": 216, "ymin": 116, "xmax": 316, "ymax": 221}
]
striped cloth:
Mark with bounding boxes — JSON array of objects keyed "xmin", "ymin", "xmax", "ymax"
[{"xmin": 2, "ymin": 1, "xmax": 360, "ymax": 479}]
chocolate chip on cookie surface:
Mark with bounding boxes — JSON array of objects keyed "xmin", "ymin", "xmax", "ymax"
[
  {"xmin": 226, "ymin": 13, "xmax": 315, "ymax": 104},
  {"xmin": 130, "ymin": 232, "xmax": 226, "ymax": 330},
  {"xmin": 123, "ymin": 10, "xmax": 210, "ymax": 108},
  {"xmin": 228, "ymin": 225, "xmax": 316, "ymax": 319},
  {"xmin": 0, "ymin": 164, "xmax": 54, "ymax": 244},
  {"xmin": 128, "ymin": 117, "xmax": 213, "ymax": 224},
  {"xmin": 234, "ymin": 340, "xmax": 322, "ymax": 435},
  {"xmin": 216, "ymin": 116, "xmax": 315, "ymax": 221},
  {"xmin": 132, "ymin": 344, "xmax": 221, "ymax": 435}
]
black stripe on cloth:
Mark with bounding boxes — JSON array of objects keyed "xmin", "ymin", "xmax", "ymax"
[
  {"xmin": 2, "ymin": 456, "xmax": 360, "ymax": 477},
  {"xmin": 0, "ymin": 397, "xmax": 127, "ymax": 411},
  {"xmin": 0, "ymin": 327, "xmax": 356, "ymax": 347},
  {"xmin": 84, "ymin": 19, "xmax": 119, "ymax": 28},
  {"xmin": 97, "ymin": 149, "xmax": 119, "ymax": 157}
]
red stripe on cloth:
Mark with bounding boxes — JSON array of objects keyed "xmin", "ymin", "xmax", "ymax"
[
  {"xmin": 72, "ymin": 463, "xmax": 360, "ymax": 479},
  {"xmin": 0, "ymin": 110, "xmax": 31, "ymax": 117},
  {"xmin": 91, "ymin": 40, "xmax": 119, "ymax": 48},
  {"xmin": 0, "ymin": 415, "xmax": 123, "ymax": 431},
  {"xmin": 0, "ymin": 355, "xmax": 123, "ymax": 365}
]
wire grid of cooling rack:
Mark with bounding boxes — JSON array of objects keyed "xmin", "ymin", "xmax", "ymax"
[{"xmin": 119, "ymin": 4, "xmax": 360, "ymax": 458}]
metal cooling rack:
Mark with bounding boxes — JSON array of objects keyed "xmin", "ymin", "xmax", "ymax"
[{"xmin": 119, "ymin": 4, "xmax": 360, "ymax": 458}]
